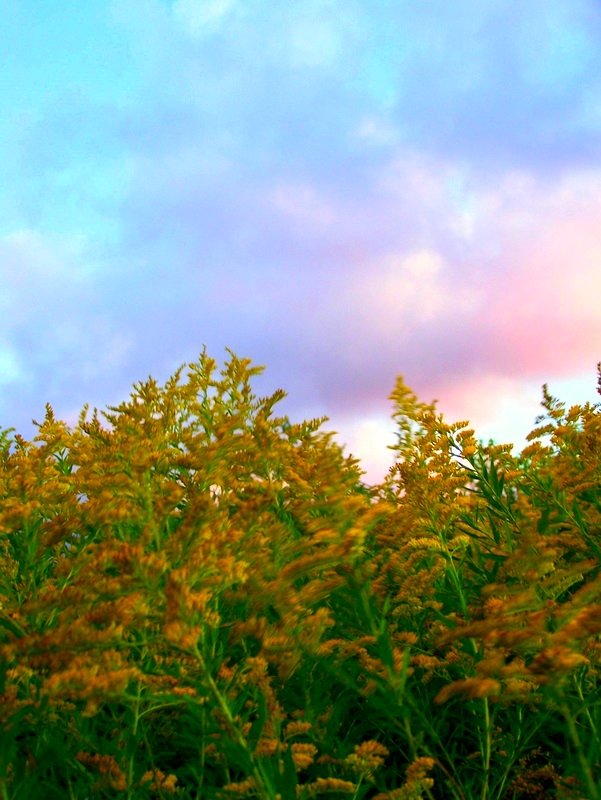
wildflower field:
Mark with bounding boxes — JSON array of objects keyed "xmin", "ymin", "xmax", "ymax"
[{"xmin": 0, "ymin": 348, "xmax": 600, "ymax": 800}]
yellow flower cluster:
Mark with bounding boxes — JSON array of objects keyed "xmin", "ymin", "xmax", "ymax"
[{"xmin": 0, "ymin": 350, "xmax": 600, "ymax": 798}]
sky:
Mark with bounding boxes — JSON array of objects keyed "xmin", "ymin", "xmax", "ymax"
[{"xmin": 1, "ymin": 0, "xmax": 601, "ymax": 487}]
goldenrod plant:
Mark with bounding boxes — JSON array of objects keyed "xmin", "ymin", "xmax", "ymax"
[{"xmin": 0, "ymin": 347, "xmax": 599, "ymax": 799}]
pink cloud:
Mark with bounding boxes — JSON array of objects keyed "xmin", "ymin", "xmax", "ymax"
[{"xmin": 473, "ymin": 170, "xmax": 601, "ymax": 376}]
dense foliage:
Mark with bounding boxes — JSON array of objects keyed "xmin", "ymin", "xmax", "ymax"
[{"xmin": 0, "ymin": 347, "xmax": 600, "ymax": 799}]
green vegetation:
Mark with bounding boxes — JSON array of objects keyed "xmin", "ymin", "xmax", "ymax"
[{"xmin": 0, "ymin": 347, "xmax": 600, "ymax": 799}]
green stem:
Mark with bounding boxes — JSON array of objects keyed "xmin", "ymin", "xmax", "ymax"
[
  {"xmin": 480, "ymin": 698, "xmax": 491, "ymax": 800},
  {"xmin": 562, "ymin": 702, "xmax": 599, "ymax": 800},
  {"xmin": 127, "ymin": 682, "xmax": 142, "ymax": 800},
  {"xmin": 193, "ymin": 645, "xmax": 275, "ymax": 800},
  {"xmin": 574, "ymin": 670, "xmax": 601, "ymax": 754}
]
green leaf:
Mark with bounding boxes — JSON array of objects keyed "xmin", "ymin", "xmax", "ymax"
[
  {"xmin": 248, "ymin": 690, "xmax": 267, "ymax": 753},
  {"xmin": 0, "ymin": 612, "xmax": 26, "ymax": 640},
  {"xmin": 266, "ymin": 603, "xmax": 282, "ymax": 624},
  {"xmin": 537, "ymin": 507, "xmax": 551, "ymax": 535},
  {"xmin": 571, "ymin": 498, "xmax": 601, "ymax": 563},
  {"xmin": 280, "ymin": 738, "xmax": 299, "ymax": 800}
]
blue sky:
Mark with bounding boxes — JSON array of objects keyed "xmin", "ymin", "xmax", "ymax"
[{"xmin": 1, "ymin": 0, "xmax": 601, "ymax": 485}]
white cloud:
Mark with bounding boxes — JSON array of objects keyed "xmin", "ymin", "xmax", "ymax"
[
  {"xmin": 329, "ymin": 415, "xmax": 398, "ymax": 487},
  {"xmin": 344, "ymin": 249, "xmax": 481, "ymax": 331},
  {"xmin": 0, "ymin": 230, "xmax": 93, "ymax": 328},
  {"xmin": 271, "ymin": 182, "xmax": 336, "ymax": 229},
  {"xmin": 172, "ymin": 0, "xmax": 236, "ymax": 36},
  {"xmin": 286, "ymin": 14, "xmax": 341, "ymax": 68},
  {"xmin": 353, "ymin": 116, "xmax": 400, "ymax": 148},
  {"xmin": 0, "ymin": 344, "xmax": 22, "ymax": 386}
]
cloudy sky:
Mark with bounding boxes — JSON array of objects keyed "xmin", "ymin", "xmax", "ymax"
[{"xmin": 1, "ymin": 0, "xmax": 601, "ymax": 486}]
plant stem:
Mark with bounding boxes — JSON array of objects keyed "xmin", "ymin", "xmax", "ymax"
[{"xmin": 562, "ymin": 702, "xmax": 599, "ymax": 800}]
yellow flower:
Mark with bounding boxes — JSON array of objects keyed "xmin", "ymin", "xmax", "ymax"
[
  {"xmin": 344, "ymin": 740, "xmax": 389, "ymax": 779},
  {"xmin": 301, "ymin": 777, "xmax": 356, "ymax": 795},
  {"xmin": 284, "ymin": 720, "xmax": 313, "ymax": 738},
  {"xmin": 290, "ymin": 742, "xmax": 318, "ymax": 770},
  {"xmin": 140, "ymin": 769, "xmax": 180, "ymax": 795},
  {"xmin": 434, "ymin": 678, "xmax": 501, "ymax": 704}
]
